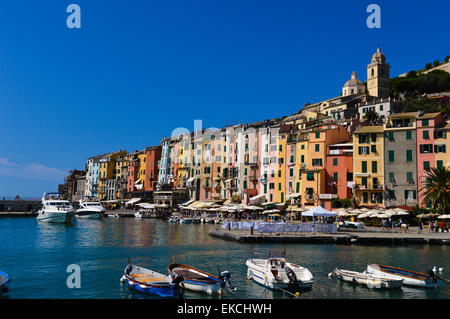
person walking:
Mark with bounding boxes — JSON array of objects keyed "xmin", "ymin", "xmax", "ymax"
[{"xmin": 418, "ymin": 220, "xmax": 423, "ymax": 234}]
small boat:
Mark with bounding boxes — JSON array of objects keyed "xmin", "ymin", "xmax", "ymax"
[
  {"xmin": 181, "ymin": 218, "xmax": 193, "ymax": 224},
  {"xmin": 203, "ymin": 218, "xmax": 215, "ymax": 224},
  {"xmin": 168, "ymin": 263, "xmax": 234, "ymax": 295},
  {"xmin": 121, "ymin": 261, "xmax": 183, "ymax": 298},
  {"xmin": 36, "ymin": 193, "xmax": 76, "ymax": 224},
  {"xmin": 76, "ymin": 197, "xmax": 104, "ymax": 219},
  {"xmin": 329, "ymin": 268, "xmax": 403, "ymax": 289},
  {"xmin": 0, "ymin": 270, "xmax": 10, "ymax": 294},
  {"xmin": 168, "ymin": 216, "xmax": 180, "ymax": 223},
  {"xmin": 246, "ymin": 256, "xmax": 314, "ymax": 290},
  {"xmin": 134, "ymin": 211, "xmax": 151, "ymax": 218},
  {"xmin": 366, "ymin": 264, "xmax": 443, "ymax": 288}
]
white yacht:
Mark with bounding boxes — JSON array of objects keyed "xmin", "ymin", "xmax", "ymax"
[
  {"xmin": 246, "ymin": 256, "xmax": 314, "ymax": 290},
  {"xmin": 76, "ymin": 197, "xmax": 105, "ymax": 219},
  {"xmin": 36, "ymin": 193, "xmax": 76, "ymax": 224}
]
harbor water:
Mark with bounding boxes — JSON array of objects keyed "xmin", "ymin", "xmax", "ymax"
[{"xmin": 0, "ymin": 217, "xmax": 449, "ymax": 299}]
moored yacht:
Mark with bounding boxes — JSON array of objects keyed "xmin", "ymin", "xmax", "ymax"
[
  {"xmin": 76, "ymin": 197, "xmax": 105, "ymax": 219},
  {"xmin": 36, "ymin": 193, "xmax": 76, "ymax": 224}
]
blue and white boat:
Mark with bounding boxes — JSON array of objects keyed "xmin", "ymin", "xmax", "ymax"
[
  {"xmin": 121, "ymin": 261, "xmax": 183, "ymax": 298},
  {"xmin": 0, "ymin": 270, "xmax": 10, "ymax": 294},
  {"xmin": 168, "ymin": 263, "xmax": 235, "ymax": 295}
]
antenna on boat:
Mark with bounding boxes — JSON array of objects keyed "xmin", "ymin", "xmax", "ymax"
[{"xmin": 128, "ymin": 257, "xmax": 131, "ymax": 265}]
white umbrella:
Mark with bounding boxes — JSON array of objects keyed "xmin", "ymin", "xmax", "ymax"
[
  {"xmin": 438, "ymin": 215, "xmax": 450, "ymax": 219},
  {"xmin": 395, "ymin": 211, "xmax": 410, "ymax": 216},
  {"xmin": 374, "ymin": 213, "xmax": 390, "ymax": 218},
  {"xmin": 337, "ymin": 211, "xmax": 350, "ymax": 216},
  {"xmin": 357, "ymin": 213, "xmax": 369, "ymax": 219}
]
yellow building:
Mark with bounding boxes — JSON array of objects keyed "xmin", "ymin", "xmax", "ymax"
[
  {"xmin": 352, "ymin": 126, "xmax": 385, "ymax": 207},
  {"xmin": 435, "ymin": 122, "xmax": 450, "ymax": 169},
  {"xmin": 98, "ymin": 150, "xmax": 127, "ymax": 200},
  {"xmin": 275, "ymin": 134, "xmax": 287, "ymax": 203}
]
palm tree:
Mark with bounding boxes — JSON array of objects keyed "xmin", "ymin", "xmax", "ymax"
[{"xmin": 420, "ymin": 167, "xmax": 450, "ymax": 214}]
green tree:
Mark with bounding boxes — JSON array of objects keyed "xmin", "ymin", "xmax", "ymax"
[
  {"xmin": 425, "ymin": 63, "xmax": 433, "ymax": 70},
  {"xmin": 420, "ymin": 167, "xmax": 450, "ymax": 215},
  {"xmin": 445, "ymin": 56, "xmax": 450, "ymax": 63},
  {"xmin": 433, "ymin": 60, "xmax": 440, "ymax": 67},
  {"xmin": 363, "ymin": 110, "xmax": 382, "ymax": 125}
]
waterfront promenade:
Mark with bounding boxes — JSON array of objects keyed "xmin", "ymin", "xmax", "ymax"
[{"xmin": 209, "ymin": 226, "xmax": 450, "ymax": 246}]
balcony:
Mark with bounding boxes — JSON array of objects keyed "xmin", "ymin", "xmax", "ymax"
[{"xmin": 356, "ymin": 183, "xmax": 383, "ymax": 190}]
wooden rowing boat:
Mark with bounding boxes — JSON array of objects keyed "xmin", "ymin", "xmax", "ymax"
[
  {"xmin": 366, "ymin": 264, "xmax": 443, "ymax": 288},
  {"xmin": 330, "ymin": 268, "xmax": 403, "ymax": 289},
  {"xmin": 168, "ymin": 263, "xmax": 223, "ymax": 295},
  {"xmin": 121, "ymin": 262, "xmax": 183, "ymax": 297},
  {"xmin": 0, "ymin": 270, "xmax": 10, "ymax": 294}
]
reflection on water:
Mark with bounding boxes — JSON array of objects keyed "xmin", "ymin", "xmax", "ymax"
[{"xmin": 0, "ymin": 217, "xmax": 449, "ymax": 299}]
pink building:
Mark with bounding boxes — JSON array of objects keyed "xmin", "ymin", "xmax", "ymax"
[{"xmin": 416, "ymin": 113, "xmax": 446, "ymax": 207}]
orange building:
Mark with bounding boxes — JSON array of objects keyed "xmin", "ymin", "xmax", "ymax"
[
  {"xmin": 144, "ymin": 145, "xmax": 162, "ymax": 192},
  {"xmin": 324, "ymin": 142, "xmax": 353, "ymax": 210}
]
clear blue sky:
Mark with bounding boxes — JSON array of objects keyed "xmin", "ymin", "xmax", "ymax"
[{"xmin": 0, "ymin": 0, "xmax": 448, "ymax": 198}]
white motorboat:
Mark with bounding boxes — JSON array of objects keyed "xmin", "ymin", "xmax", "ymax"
[
  {"xmin": 246, "ymin": 256, "xmax": 314, "ymax": 290},
  {"xmin": 135, "ymin": 210, "xmax": 152, "ymax": 218},
  {"xmin": 329, "ymin": 268, "xmax": 403, "ymax": 289},
  {"xmin": 76, "ymin": 197, "xmax": 105, "ymax": 219},
  {"xmin": 36, "ymin": 193, "xmax": 76, "ymax": 224},
  {"xmin": 366, "ymin": 264, "xmax": 443, "ymax": 288}
]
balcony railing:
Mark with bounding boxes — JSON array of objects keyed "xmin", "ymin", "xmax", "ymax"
[{"xmin": 356, "ymin": 183, "xmax": 383, "ymax": 190}]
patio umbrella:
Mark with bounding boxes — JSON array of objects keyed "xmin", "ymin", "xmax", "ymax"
[
  {"xmin": 395, "ymin": 211, "xmax": 410, "ymax": 216},
  {"xmin": 438, "ymin": 215, "xmax": 450, "ymax": 219},
  {"xmin": 357, "ymin": 213, "xmax": 370, "ymax": 219},
  {"xmin": 337, "ymin": 211, "xmax": 350, "ymax": 217},
  {"xmin": 374, "ymin": 213, "xmax": 390, "ymax": 218}
]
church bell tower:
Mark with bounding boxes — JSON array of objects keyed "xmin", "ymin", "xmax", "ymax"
[{"xmin": 367, "ymin": 48, "xmax": 390, "ymax": 98}]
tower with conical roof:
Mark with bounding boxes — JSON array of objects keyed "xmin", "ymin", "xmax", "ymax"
[{"xmin": 367, "ymin": 47, "xmax": 390, "ymax": 98}]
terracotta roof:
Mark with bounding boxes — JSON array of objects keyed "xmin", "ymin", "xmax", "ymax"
[{"xmin": 418, "ymin": 112, "xmax": 442, "ymax": 119}]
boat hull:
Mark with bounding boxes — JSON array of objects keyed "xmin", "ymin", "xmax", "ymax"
[
  {"xmin": 179, "ymin": 281, "xmax": 221, "ymax": 295},
  {"xmin": 37, "ymin": 211, "xmax": 75, "ymax": 223},
  {"xmin": 246, "ymin": 259, "xmax": 314, "ymax": 290},
  {"xmin": 76, "ymin": 210, "xmax": 103, "ymax": 219},
  {"xmin": 331, "ymin": 268, "xmax": 403, "ymax": 289},
  {"xmin": 168, "ymin": 263, "xmax": 222, "ymax": 295},
  {"xmin": 366, "ymin": 264, "xmax": 443, "ymax": 288},
  {"xmin": 123, "ymin": 276, "xmax": 177, "ymax": 297},
  {"xmin": 0, "ymin": 270, "xmax": 9, "ymax": 294}
]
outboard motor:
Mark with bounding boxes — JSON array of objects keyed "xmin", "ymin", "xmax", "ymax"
[
  {"xmin": 171, "ymin": 273, "xmax": 184, "ymax": 286},
  {"xmin": 125, "ymin": 264, "xmax": 133, "ymax": 276},
  {"xmin": 219, "ymin": 271, "xmax": 236, "ymax": 291},
  {"xmin": 427, "ymin": 269, "xmax": 438, "ymax": 284},
  {"xmin": 285, "ymin": 267, "xmax": 299, "ymax": 289}
]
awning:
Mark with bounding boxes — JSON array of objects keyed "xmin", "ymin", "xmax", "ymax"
[
  {"xmin": 223, "ymin": 199, "xmax": 232, "ymax": 205},
  {"xmin": 286, "ymin": 193, "xmax": 301, "ymax": 199},
  {"xmin": 134, "ymin": 178, "xmax": 143, "ymax": 184},
  {"xmin": 249, "ymin": 194, "xmax": 266, "ymax": 205},
  {"xmin": 302, "ymin": 206, "xmax": 337, "ymax": 217},
  {"xmin": 180, "ymin": 199, "xmax": 195, "ymax": 206},
  {"xmin": 125, "ymin": 198, "xmax": 141, "ymax": 206}
]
